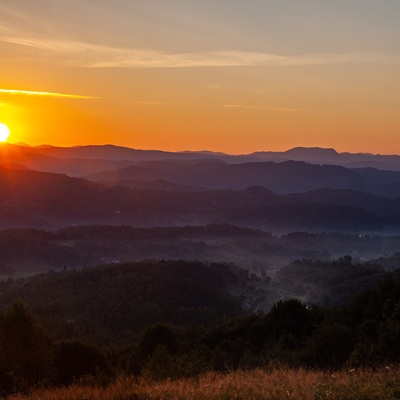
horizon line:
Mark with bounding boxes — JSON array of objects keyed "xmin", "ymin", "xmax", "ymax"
[{"xmin": 6, "ymin": 141, "xmax": 400, "ymax": 158}]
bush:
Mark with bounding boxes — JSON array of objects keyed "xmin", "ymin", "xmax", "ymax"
[{"xmin": 53, "ymin": 341, "xmax": 111, "ymax": 385}]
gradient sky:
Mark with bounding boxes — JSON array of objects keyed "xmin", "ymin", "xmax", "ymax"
[{"xmin": 1, "ymin": 0, "xmax": 399, "ymax": 154}]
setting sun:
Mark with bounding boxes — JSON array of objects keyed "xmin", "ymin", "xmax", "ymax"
[{"xmin": 0, "ymin": 123, "xmax": 10, "ymax": 142}]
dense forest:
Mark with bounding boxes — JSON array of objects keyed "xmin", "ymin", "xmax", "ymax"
[
  {"xmin": 1, "ymin": 258, "xmax": 400, "ymax": 394},
  {"xmin": 0, "ymin": 260, "xmax": 241, "ymax": 343},
  {"xmin": 1, "ymin": 224, "xmax": 400, "ymax": 278}
]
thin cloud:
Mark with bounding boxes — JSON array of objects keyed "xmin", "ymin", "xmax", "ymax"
[
  {"xmin": 223, "ymin": 104, "xmax": 302, "ymax": 112},
  {"xmin": 2, "ymin": 37, "xmax": 399, "ymax": 69},
  {"xmin": 267, "ymin": 106, "xmax": 303, "ymax": 112},
  {"xmin": 223, "ymin": 104, "xmax": 245, "ymax": 109},
  {"xmin": 0, "ymin": 88, "xmax": 96, "ymax": 99},
  {"xmin": 135, "ymin": 100, "xmax": 166, "ymax": 105}
]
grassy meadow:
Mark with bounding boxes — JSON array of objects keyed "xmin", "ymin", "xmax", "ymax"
[{"xmin": 7, "ymin": 367, "xmax": 400, "ymax": 400}]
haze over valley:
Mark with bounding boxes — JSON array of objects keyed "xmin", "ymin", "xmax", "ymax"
[
  {"xmin": 1, "ymin": 143, "xmax": 400, "ymax": 313},
  {"xmin": 2, "ymin": 1, "xmax": 400, "ymax": 397}
]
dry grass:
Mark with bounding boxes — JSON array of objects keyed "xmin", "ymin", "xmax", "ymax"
[{"xmin": 7, "ymin": 367, "xmax": 400, "ymax": 400}]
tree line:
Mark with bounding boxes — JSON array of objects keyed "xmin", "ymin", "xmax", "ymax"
[{"xmin": 2, "ymin": 269, "xmax": 400, "ymax": 393}]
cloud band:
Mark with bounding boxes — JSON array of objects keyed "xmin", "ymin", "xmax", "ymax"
[
  {"xmin": 2, "ymin": 37, "xmax": 399, "ymax": 69},
  {"xmin": 0, "ymin": 88, "xmax": 95, "ymax": 99}
]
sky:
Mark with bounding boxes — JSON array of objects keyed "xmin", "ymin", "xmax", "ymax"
[{"xmin": 0, "ymin": 0, "xmax": 399, "ymax": 154}]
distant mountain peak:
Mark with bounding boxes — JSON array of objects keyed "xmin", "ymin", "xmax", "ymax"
[{"xmin": 285, "ymin": 146, "xmax": 339, "ymax": 155}]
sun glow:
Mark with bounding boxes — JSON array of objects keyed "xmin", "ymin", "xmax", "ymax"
[{"xmin": 0, "ymin": 123, "xmax": 11, "ymax": 142}]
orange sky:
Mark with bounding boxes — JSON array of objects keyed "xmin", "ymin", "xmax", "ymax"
[{"xmin": 1, "ymin": 1, "xmax": 400, "ymax": 154}]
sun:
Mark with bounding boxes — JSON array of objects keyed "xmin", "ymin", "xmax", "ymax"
[{"xmin": 0, "ymin": 123, "xmax": 10, "ymax": 142}]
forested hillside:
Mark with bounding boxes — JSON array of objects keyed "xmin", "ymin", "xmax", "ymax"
[
  {"xmin": 1, "ymin": 224, "xmax": 400, "ymax": 279},
  {"xmin": 3, "ymin": 272, "xmax": 400, "ymax": 394},
  {"xmin": 0, "ymin": 260, "xmax": 242, "ymax": 343}
]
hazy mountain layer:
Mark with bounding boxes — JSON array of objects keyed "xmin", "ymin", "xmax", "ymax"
[
  {"xmin": 1, "ymin": 167, "xmax": 400, "ymax": 233},
  {"xmin": 88, "ymin": 159, "xmax": 400, "ymax": 197},
  {"xmin": 3, "ymin": 144, "xmax": 400, "ymax": 177}
]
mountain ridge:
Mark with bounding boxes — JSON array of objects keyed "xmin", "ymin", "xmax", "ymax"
[
  {"xmin": 4, "ymin": 143, "xmax": 400, "ymax": 173},
  {"xmin": 87, "ymin": 159, "xmax": 400, "ymax": 197},
  {"xmin": 1, "ymin": 166, "xmax": 400, "ymax": 233}
]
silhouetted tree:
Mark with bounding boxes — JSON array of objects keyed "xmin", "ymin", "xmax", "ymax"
[
  {"xmin": 0, "ymin": 301, "xmax": 51, "ymax": 388},
  {"xmin": 53, "ymin": 341, "xmax": 110, "ymax": 385},
  {"xmin": 139, "ymin": 323, "xmax": 178, "ymax": 358}
]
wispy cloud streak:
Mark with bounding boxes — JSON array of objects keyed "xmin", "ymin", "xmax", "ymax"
[
  {"xmin": 223, "ymin": 104, "xmax": 302, "ymax": 112},
  {"xmin": 2, "ymin": 37, "xmax": 399, "ymax": 69},
  {"xmin": 135, "ymin": 100, "xmax": 166, "ymax": 105},
  {"xmin": 0, "ymin": 88, "xmax": 95, "ymax": 99}
]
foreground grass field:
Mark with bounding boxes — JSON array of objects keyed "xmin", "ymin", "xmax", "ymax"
[{"xmin": 7, "ymin": 367, "xmax": 400, "ymax": 400}]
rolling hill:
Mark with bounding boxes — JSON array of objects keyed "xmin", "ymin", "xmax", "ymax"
[
  {"xmin": 3, "ymin": 143, "xmax": 400, "ymax": 177},
  {"xmin": 88, "ymin": 159, "xmax": 400, "ymax": 197},
  {"xmin": 1, "ymin": 166, "xmax": 400, "ymax": 233}
]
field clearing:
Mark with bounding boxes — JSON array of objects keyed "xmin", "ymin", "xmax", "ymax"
[{"xmin": 8, "ymin": 367, "xmax": 400, "ymax": 400}]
